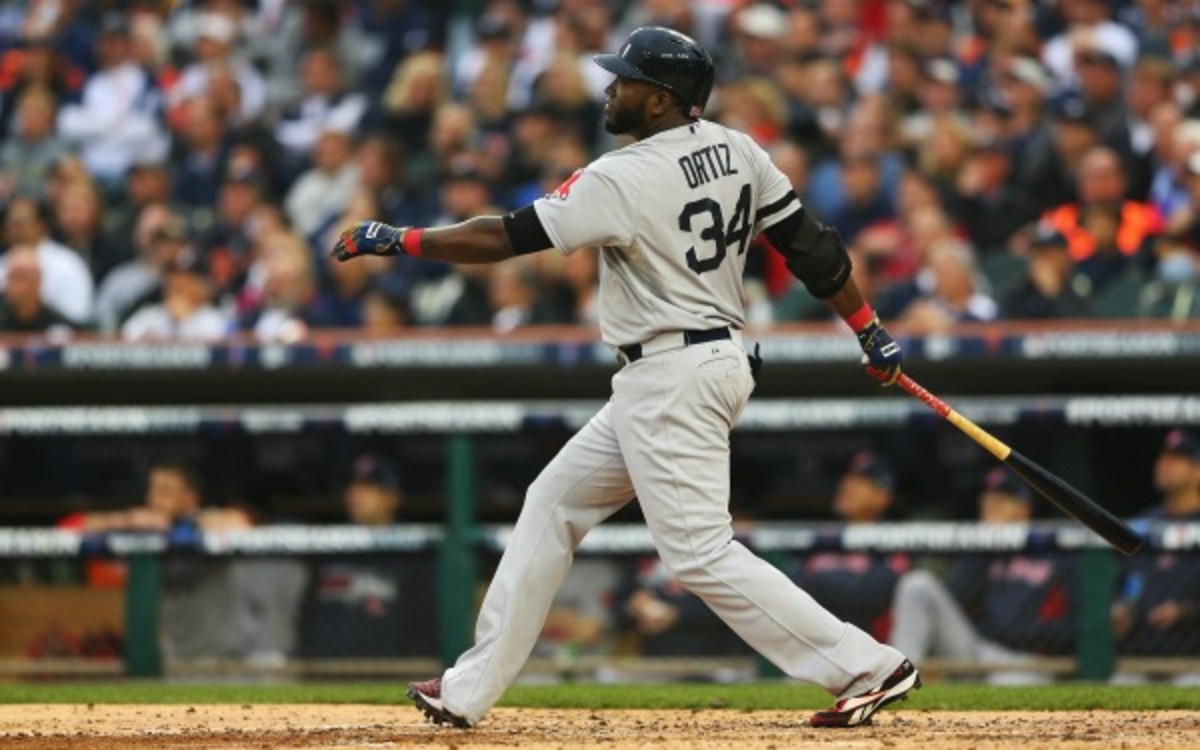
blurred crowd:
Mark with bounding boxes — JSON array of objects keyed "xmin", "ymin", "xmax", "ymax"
[{"xmin": 1, "ymin": 0, "xmax": 1200, "ymax": 342}]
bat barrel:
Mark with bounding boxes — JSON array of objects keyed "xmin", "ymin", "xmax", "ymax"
[{"xmin": 1005, "ymin": 450, "xmax": 1143, "ymax": 556}]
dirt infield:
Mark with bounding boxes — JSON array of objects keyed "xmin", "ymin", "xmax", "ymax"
[{"xmin": 0, "ymin": 705, "xmax": 1195, "ymax": 749}]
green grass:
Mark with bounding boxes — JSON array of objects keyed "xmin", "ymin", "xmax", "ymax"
[{"xmin": 0, "ymin": 682, "xmax": 1196, "ymax": 711}]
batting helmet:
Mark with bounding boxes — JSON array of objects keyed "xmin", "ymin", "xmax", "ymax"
[{"xmin": 594, "ymin": 26, "xmax": 715, "ymax": 119}]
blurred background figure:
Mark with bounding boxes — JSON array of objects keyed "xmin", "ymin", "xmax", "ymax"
[
  {"xmin": 0, "ymin": 86, "xmax": 67, "ymax": 201},
  {"xmin": 890, "ymin": 468, "xmax": 1076, "ymax": 683},
  {"xmin": 790, "ymin": 451, "xmax": 908, "ymax": 642},
  {"xmin": 58, "ymin": 460, "xmax": 264, "ymax": 664},
  {"xmin": 0, "ymin": 196, "xmax": 93, "ymax": 325},
  {"xmin": 0, "ymin": 244, "xmax": 73, "ymax": 335},
  {"xmin": 56, "ymin": 14, "xmax": 167, "ymax": 188},
  {"xmin": 1000, "ymin": 226, "xmax": 1092, "ymax": 319},
  {"xmin": 1112, "ymin": 430, "xmax": 1200, "ymax": 677},
  {"xmin": 121, "ymin": 250, "xmax": 228, "ymax": 341},
  {"xmin": 300, "ymin": 455, "xmax": 438, "ymax": 659},
  {"xmin": 614, "ymin": 554, "xmax": 753, "ymax": 680}
]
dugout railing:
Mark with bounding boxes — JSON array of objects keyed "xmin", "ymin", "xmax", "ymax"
[{"xmin": 0, "ymin": 520, "xmax": 1197, "ymax": 682}]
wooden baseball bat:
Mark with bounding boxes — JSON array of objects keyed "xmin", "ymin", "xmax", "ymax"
[{"xmin": 893, "ymin": 373, "xmax": 1143, "ymax": 556}]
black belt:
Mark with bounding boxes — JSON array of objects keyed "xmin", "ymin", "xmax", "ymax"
[{"xmin": 618, "ymin": 327, "xmax": 731, "ymax": 364}]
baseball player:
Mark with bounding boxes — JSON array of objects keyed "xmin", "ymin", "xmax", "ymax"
[{"xmin": 333, "ymin": 27, "xmax": 919, "ymax": 729}]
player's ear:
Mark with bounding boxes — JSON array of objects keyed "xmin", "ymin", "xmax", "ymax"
[{"xmin": 648, "ymin": 89, "xmax": 674, "ymax": 117}]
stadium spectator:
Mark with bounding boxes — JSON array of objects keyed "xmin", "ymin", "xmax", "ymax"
[
  {"xmin": 102, "ymin": 157, "xmax": 175, "ymax": 262},
  {"xmin": 353, "ymin": 0, "xmax": 438, "ymax": 98},
  {"xmin": 891, "ymin": 468, "xmax": 1077, "ymax": 682},
  {"xmin": 1137, "ymin": 240, "xmax": 1200, "ymax": 320},
  {"xmin": 238, "ymin": 231, "xmax": 314, "ymax": 342},
  {"xmin": 1144, "ymin": 106, "xmax": 1192, "ymax": 231},
  {"xmin": 56, "ymin": 15, "xmax": 167, "ymax": 187},
  {"xmin": 896, "ymin": 239, "xmax": 999, "ymax": 334},
  {"xmin": 274, "ymin": 45, "xmax": 368, "ymax": 164},
  {"xmin": 0, "ymin": 86, "xmax": 68, "ymax": 201},
  {"xmin": 171, "ymin": 11, "xmax": 266, "ymax": 123},
  {"xmin": 1000, "ymin": 226, "xmax": 1092, "ymax": 319},
  {"xmin": 952, "ymin": 136, "xmax": 1035, "ymax": 256},
  {"xmin": 790, "ymin": 451, "xmax": 909, "ymax": 642},
  {"xmin": 121, "ymin": 250, "xmax": 228, "ymax": 342},
  {"xmin": 310, "ymin": 191, "xmax": 394, "ymax": 329},
  {"xmin": 0, "ymin": 244, "xmax": 73, "ymax": 335},
  {"xmin": 729, "ymin": 4, "xmax": 787, "ymax": 79},
  {"xmin": 353, "ymin": 134, "xmax": 420, "ymax": 227},
  {"xmin": 53, "ymin": 179, "xmax": 123, "ymax": 283},
  {"xmin": 382, "ymin": 50, "xmax": 448, "ymax": 157},
  {"xmin": 94, "ymin": 205, "xmax": 186, "ymax": 333},
  {"xmin": 998, "ymin": 56, "xmax": 1057, "ymax": 203},
  {"xmin": 827, "ymin": 151, "xmax": 894, "ymax": 242},
  {"xmin": 0, "ymin": 34, "xmax": 82, "ymax": 137},
  {"xmin": 299, "ymin": 455, "xmax": 439, "ymax": 659},
  {"xmin": 1112, "ymin": 430, "xmax": 1200, "ymax": 665},
  {"xmin": 1041, "ymin": 146, "xmax": 1163, "ymax": 268},
  {"xmin": 1041, "ymin": 0, "xmax": 1138, "ymax": 88},
  {"xmin": 196, "ymin": 163, "xmax": 268, "ymax": 295},
  {"xmin": 1126, "ymin": 57, "xmax": 1176, "ymax": 193},
  {"xmin": 1073, "ymin": 45, "xmax": 1133, "ymax": 158},
  {"xmin": 284, "ymin": 128, "xmax": 360, "ymax": 239},
  {"xmin": 0, "ymin": 196, "xmax": 93, "ymax": 324},
  {"xmin": 361, "ymin": 277, "xmax": 413, "ymax": 334},
  {"xmin": 169, "ymin": 96, "xmax": 232, "ymax": 214}
]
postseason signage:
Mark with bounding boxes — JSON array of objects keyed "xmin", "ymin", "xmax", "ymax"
[
  {"xmin": 0, "ymin": 522, "xmax": 1196, "ymax": 558},
  {"xmin": 2, "ymin": 328, "xmax": 1199, "ymax": 372}
]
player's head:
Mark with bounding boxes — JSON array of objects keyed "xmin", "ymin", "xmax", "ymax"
[
  {"xmin": 833, "ymin": 450, "xmax": 895, "ymax": 523},
  {"xmin": 594, "ymin": 26, "xmax": 714, "ymax": 136},
  {"xmin": 1155, "ymin": 428, "xmax": 1200, "ymax": 495},
  {"xmin": 978, "ymin": 467, "xmax": 1032, "ymax": 523},
  {"xmin": 146, "ymin": 460, "xmax": 203, "ymax": 518},
  {"xmin": 345, "ymin": 454, "xmax": 403, "ymax": 526}
]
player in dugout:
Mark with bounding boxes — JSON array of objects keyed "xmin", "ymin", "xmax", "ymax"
[{"xmin": 333, "ymin": 27, "xmax": 918, "ymax": 729}]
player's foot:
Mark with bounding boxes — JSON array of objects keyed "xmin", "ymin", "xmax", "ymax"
[
  {"xmin": 407, "ymin": 677, "xmax": 473, "ymax": 729},
  {"xmin": 809, "ymin": 659, "xmax": 921, "ymax": 728}
]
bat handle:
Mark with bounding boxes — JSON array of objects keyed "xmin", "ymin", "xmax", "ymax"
[
  {"xmin": 895, "ymin": 372, "xmax": 1012, "ymax": 461},
  {"xmin": 895, "ymin": 373, "xmax": 952, "ymax": 418}
]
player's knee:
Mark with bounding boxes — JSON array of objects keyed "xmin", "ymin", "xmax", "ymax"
[
  {"xmin": 896, "ymin": 569, "xmax": 941, "ymax": 603},
  {"xmin": 659, "ymin": 545, "xmax": 730, "ymax": 589}
]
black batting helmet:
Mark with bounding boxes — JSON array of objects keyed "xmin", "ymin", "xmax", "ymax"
[{"xmin": 594, "ymin": 26, "xmax": 715, "ymax": 119}]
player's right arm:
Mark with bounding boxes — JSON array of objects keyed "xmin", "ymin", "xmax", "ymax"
[
  {"xmin": 331, "ymin": 165, "xmax": 631, "ymax": 265},
  {"xmin": 330, "ymin": 211, "xmax": 549, "ymax": 265}
]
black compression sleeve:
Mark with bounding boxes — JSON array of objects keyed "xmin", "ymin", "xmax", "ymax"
[{"xmin": 502, "ymin": 205, "xmax": 553, "ymax": 256}]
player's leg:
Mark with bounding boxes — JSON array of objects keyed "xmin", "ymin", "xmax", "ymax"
[
  {"xmin": 434, "ymin": 402, "xmax": 635, "ymax": 726},
  {"xmin": 611, "ymin": 342, "xmax": 905, "ymax": 697},
  {"xmin": 889, "ymin": 569, "xmax": 984, "ymax": 663}
]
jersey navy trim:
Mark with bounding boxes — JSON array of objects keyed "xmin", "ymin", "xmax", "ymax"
[{"xmin": 755, "ymin": 189, "xmax": 799, "ymax": 223}]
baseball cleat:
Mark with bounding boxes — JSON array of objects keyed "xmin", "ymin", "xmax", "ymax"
[
  {"xmin": 407, "ymin": 677, "xmax": 472, "ymax": 729},
  {"xmin": 809, "ymin": 659, "xmax": 921, "ymax": 728}
]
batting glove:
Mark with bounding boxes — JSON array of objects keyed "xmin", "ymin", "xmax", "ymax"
[
  {"xmin": 856, "ymin": 315, "xmax": 902, "ymax": 386},
  {"xmin": 332, "ymin": 221, "xmax": 408, "ymax": 261}
]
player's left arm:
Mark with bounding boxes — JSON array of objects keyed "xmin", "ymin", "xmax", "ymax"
[
  {"xmin": 762, "ymin": 207, "xmax": 902, "ymax": 385},
  {"xmin": 330, "ymin": 206, "xmax": 553, "ymax": 265}
]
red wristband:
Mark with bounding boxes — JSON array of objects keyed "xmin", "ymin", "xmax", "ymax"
[
  {"xmin": 402, "ymin": 227, "xmax": 424, "ymax": 257},
  {"xmin": 843, "ymin": 302, "xmax": 875, "ymax": 331}
]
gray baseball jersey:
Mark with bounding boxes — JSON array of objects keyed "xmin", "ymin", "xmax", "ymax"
[{"xmin": 532, "ymin": 120, "xmax": 799, "ymax": 346}]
